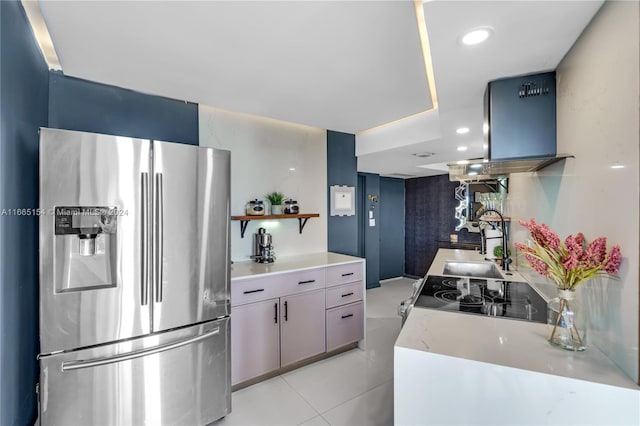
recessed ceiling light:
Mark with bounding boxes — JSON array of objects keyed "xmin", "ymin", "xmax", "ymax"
[
  {"xmin": 469, "ymin": 164, "xmax": 483, "ymax": 169},
  {"xmin": 412, "ymin": 152, "xmax": 435, "ymax": 158},
  {"xmin": 457, "ymin": 146, "xmax": 468, "ymax": 152},
  {"xmin": 456, "ymin": 127, "xmax": 470, "ymax": 135},
  {"xmin": 289, "ymin": 167, "xmax": 296, "ymax": 171},
  {"xmin": 461, "ymin": 28, "xmax": 492, "ymax": 45},
  {"xmin": 610, "ymin": 164, "xmax": 625, "ymax": 169}
]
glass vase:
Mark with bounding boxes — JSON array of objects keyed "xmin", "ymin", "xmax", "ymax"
[{"xmin": 547, "ymin": 289, "xmax": 587, "ymax": 351}]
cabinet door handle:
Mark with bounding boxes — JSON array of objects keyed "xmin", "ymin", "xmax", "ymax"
[
  {"xmin": 341, "ymin": 272, "xmax": 354, "ymax": 277},
  {"xmin": 341, "ymin": 313, "xmax": 354, "ymax": 319},
  {"xmin": 243, "ymin": 289, "xmax": 264, "ymax": 294},
  {"xmin": 284, "ymin": 301, "xmax": 288, "ymax": 321},
  {"xmin": 298, "ymin": 279, "xmax": 315, "ymax": 285},
  {"xmin": 341, "ymin": 292, "xmax": 354, "ymax": 298},
  {"xmin": 274, "ymin": 303, "xmax": 278, "ymax": 324}
]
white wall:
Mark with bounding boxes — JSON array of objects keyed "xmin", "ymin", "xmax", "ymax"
[
  {"xmin": 199, "ymin": 105, "xmax": 327, "ymax": 261},
  {"xmin": 508, "ymin": 1, "xmax": 639, "ymax": 383}
]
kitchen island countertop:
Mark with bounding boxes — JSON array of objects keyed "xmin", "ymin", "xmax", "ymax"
[{"xmin": 395, "ymin": 248, "xmax": 639, "ymax": 425}]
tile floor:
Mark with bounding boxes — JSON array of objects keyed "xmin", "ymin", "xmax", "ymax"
[{"xmin": 213, "ymin": 277, "xmax": 415, "ymax": 426}]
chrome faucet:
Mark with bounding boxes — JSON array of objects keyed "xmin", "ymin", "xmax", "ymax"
[{"xmin": 478, "ymin": 208, "xmax": 511, "ymax": 271}]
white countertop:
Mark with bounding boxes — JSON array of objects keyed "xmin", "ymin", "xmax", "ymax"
[
  {"xmin": 397, "ymin": 307, "xmax": 637, "ymax": 390},
  {"xmin": 398, "ymin": 248, "xmax": 638, "ymax": 390},
  {"xmin": 231, "ymin": 252, "xmax": 364, "ymax": 280}
]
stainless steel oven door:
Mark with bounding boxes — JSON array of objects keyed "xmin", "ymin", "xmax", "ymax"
[{"xmin": 39, "ymin": 318, "xmax": 230, "ymax": 426}]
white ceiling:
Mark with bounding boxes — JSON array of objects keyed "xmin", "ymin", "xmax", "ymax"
[{"xmin": 36, "ymin": 0, "xmax": 604, "ymax": 178}]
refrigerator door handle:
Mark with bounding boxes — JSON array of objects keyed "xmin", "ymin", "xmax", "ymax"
[
  {"xmin": 155, "ymin": 172, "xmax": 164, "ymax": 303},
  {"xmin": 141, "ymin": 172, "xmax": 149, "ymax": 306},
  {"xmin": 61, "ymin": 326, "xmax": 220, "ymax": 372}
]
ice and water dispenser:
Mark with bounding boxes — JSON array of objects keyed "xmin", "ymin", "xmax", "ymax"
[{"xmin": 54, "ymin": 206, "xmax": 118, "ymax": 292}]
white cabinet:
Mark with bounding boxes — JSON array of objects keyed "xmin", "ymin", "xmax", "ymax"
[
  {"xmin": 326, "ymin": 263, "xmax": 363, "ymax": 288},
  {"xmin": 231, "ymin": 259, "xmax": 365, "ymax": 386},
  {"xmin": 231, "ymin": 298, "xmax": 280, "ymax": 385},
  {"xmin": 326, "ymin": 281, "xmax": 363, "ymax": 309},
  {"xmin": 280, "ymin": 289, "xmax": 326, "ymax": 367},
  {"xmin": 325, "ymin": 264, "xmax": 365, "ymax": 352},
  {"xmin": 327, "ymin": 301, "xmax": 364, "ymax": 352},
  {"xmin": 231, "ymin": 267, "xmax": 327, "ymax": 385}
]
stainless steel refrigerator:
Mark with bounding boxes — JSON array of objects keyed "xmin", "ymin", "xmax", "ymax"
[{"xmin": 37, "ymin": 128, "xmax": 231, "ymax": 425}]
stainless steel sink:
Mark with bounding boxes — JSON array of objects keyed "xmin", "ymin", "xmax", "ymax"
[{"xmin": 442, "ymin": 260, "xmax": 503, "ymax": 279}]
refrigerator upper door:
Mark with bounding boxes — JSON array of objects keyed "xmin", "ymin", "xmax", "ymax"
[
  {"xmin": 39, "ymin": 128, "xmax": 151, "ymax": 353},
  {"xmin": 152, "ymin": 141, "xmax": 230, "ymax": 332}
]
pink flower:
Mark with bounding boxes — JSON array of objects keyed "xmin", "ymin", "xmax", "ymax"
[
  {"xmin": 603, "ymin": 245, "xmax": 622, "ymax": 274},
  {"xmin": 517, "ymin": 220, "xmax": 622, "ymax": 290},
  {"xmin": 523, "ymin": 252, "xmax": 549, "ymax": 277},
  {"xmin": 565, "ymin": 234, "xmax": 585, "ymax": 259},
  {"xmin": 561, "ymin": 252, "xmax": 578, "ymax": 271},
  {"xmin": 519, "ymin": 219, "xmax": 561, "ymax": 252},
  {"xmin": 514, "ymin": 242, "xmax": 533, "ymax": 254},
  {"xmin": 586, "ymin": 237, "xmax": 607, "ymax": 266}
]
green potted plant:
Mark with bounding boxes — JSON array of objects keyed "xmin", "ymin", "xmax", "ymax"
[
  {"xmin": 265, "ymin": 191, "xmax": 285, "ymax": 215},
  {"xmin": 493, "ymin": 245, "xmax": 511, "ymax": 265}
]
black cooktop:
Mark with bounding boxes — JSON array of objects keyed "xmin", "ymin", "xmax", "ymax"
[{"xmin": 414, "ymin": 275, "xmax": 547, "ymax": 323}]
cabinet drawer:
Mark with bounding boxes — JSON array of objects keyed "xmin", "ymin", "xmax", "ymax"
[
  {"xmin": 231, "ymin": 275, "xmax": 282, "ymax": 306},
  {"xmin": 326, "ymin": 301, "xmax": 364, "ymax": 352},
  {"xmin": 326, "ymin": 262, "xmax": 363, "ymax": 287},
  {"xmin": 326, "ymin": 282, "xmax": 363, "ymax": 309},
  {"xmin": 278, "ymin": 268, "xmax": 326, "ymax": 296}
]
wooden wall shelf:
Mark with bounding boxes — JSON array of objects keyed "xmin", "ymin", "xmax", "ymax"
[{"xmin": 231, "ymin": 213, "xmax": 320, "ymax": 238}]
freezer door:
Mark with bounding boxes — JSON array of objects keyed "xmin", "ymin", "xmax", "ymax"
[
  {"xmin": 39, "ymin": 318, "xmax": 231, "ymax": 425},
  {"xmin": 152, "ymin": 141, "xmax": 230, "ymax": 332},
  {"xmin": 39, "ymin": 128, "xmax": 152, "ymax": 353}
]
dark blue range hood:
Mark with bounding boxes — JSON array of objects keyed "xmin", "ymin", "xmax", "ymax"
[{"xmin": 449, "ymin": 71, "xmax": 572, "ymax": 181}]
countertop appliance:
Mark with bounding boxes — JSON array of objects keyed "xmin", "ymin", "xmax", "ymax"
[
  {"xmin": 252, "ymin": 227, "xmax": 275, "ymax": 263},
  {"xmin": 37, "ymin": 128, "xmax": 231, "ymax": 425},
  {"xmin": 400, "ymin": 275, "xmax": 547, "ymax": 325}
]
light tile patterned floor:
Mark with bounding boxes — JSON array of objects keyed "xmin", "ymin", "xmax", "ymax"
[{"xmin": 213, "ymin": 277, "xmax": 414, "ymax": 426}]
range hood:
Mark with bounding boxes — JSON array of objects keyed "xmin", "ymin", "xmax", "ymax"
[
  {"xmin": 448, "ymin": 155, "xmax": 572, "ymax": 181},
  {"xmin": 449, "ymin": 71, "xmax": 572, "ymax": 182}
]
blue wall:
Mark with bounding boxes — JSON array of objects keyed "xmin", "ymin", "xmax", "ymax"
[
  {"xmin": 379, "ymin": 177, "xmax": 405, "ymax": 280},
  {"xmin": 327, "ymin": 131, "xmax": 358, "ymax": 256},
  {"xmin": 405, "ymin": 174, "xmax": 480, "ymax": 277},
  {"xmin": 48, "ymin": 72, "xmax": 199, "ymax": 145},
  {"xmin": 0, "ymin": 5, "xmax": 201, "ymax": 424},
  {"xmin": 0, "ymin": 1, "xmax": 50, "ymax": 424}
]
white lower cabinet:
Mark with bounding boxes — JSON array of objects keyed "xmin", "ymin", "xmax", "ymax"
[
  {"xmin": 231, "ymin": 260, "xmax": 365, "ymax": 386},
  {"xmin": 326, "ymin": 301, "xmax": 364, "ymax": 352},
  {"xmin": 280, "ymin": 289, "xmax": 326, "ymax": 367},
  {"xmin": 231, "ymin": 291, "xmax": 326, "ymax": 385},
  {"xmin": 231, "ymin": 298, "xmax": 280, "ymax": 385}
]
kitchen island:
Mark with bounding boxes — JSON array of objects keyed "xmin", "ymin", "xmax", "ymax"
[{"xmin": 395, "ymin": 249, "xmax": 639, "ymax": 425}]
